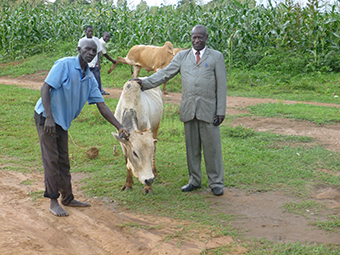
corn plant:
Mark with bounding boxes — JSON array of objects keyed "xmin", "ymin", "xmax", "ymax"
[{"xmin": 0, "ymin": 0, "xmax": 340, "ymax": 72}]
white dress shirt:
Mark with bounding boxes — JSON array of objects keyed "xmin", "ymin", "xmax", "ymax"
[{"xmin": 192, "ymin": 46, "xmax": 206, "ymax": 63}]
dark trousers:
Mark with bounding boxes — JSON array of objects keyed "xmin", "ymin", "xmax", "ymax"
[
  {"xmin": 90, "ymin": 66, "xmax": 104, "ymax": 93},
  {"xmin": 34, "ymin": 111, "xmax": 74, "ymax": 204}
]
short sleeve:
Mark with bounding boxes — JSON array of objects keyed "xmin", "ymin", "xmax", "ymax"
[
  {"xmin": 95, "ymin": 37, "xmax": 102, "ymax": 53},
  {"xmin": 87, "ymin": 75, "xmax": 104, "ymax": 104},
  {"xmin": 100, "ymin": 39, "xmax": 107, "ymax": 54},
  {"xmin": 45, "ymin": 59, "xmax": 69, "ymax": 89}
]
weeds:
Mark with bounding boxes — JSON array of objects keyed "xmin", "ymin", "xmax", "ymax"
[
  {"xmin": 248, "ymin": 103, "xmax": 340, "ymax": 125},
  {"xmin": 28, "ymin": 190, "xmax": 44, "ymax": 202},
  {"xmin": 314, "ymin": 215, "xmax": 340, "ymax": 234},
  {"xmin": 283, "ymin": 200, "xmax": 323, "ymax": 217}
]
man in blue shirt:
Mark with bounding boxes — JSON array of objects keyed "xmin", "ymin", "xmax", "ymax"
[{"xmin": 34, "ymin": 38, "xmax": 129, "ymax": 217}]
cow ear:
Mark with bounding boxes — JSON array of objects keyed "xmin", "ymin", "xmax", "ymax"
[{"xmin": 112, "ymin": 132, "xmax": 128, "ymax": 143}]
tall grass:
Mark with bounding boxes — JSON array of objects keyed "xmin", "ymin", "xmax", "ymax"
[{"xmin": 1, "ymin": 0, "xmax": 340, "ymax": 73}]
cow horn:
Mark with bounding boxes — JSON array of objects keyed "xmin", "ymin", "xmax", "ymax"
[{"xmin": 112, "ymin": 132, "xmax": 128, "ymax": 143}]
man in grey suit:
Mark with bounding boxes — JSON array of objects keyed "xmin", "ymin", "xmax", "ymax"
[{"xmin": 133, "ymin": 25, "xmax": 227, "ymax": 196}]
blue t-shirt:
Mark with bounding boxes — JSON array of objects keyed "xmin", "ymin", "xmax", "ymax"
[{"xmin": 34, "ymin": 55, "xmax": 104, "ymax": 131}]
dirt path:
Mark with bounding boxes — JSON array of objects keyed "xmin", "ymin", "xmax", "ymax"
[
  {"xmin": 1, "ymin": 75, "xmax": 340, "ymax": 254},
  {"xmin": 1, "ymin": 170, "xmax": 241, "ymax": 255}
]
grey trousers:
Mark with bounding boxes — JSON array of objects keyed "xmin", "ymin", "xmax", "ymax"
[
  {"xmin": 34, "ymin": 111, "xmax": 74, "ymax": 204},
  {"xmin": 184, "ymin": 118, "xmax": 224, "ymax": 189}
]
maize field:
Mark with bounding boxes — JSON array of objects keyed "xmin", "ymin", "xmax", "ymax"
[{"xmin": 0, "ymin": 0, "xmax": 340, "ymax": 72}]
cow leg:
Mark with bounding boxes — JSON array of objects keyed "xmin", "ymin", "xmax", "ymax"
[
  {"xmin": 151, "ymin": 124, "xmax": 160, "ymax": 178},
  {"xmin": 152, "ymin": 142, "xmax": 158, "ymax": 178},
  {"xmin": 162, "ymin": 82, "xmax": 168, "ymax": 95},
  {"xmin": 108, "ymin": 62, "xmax": 118, "ymax": 74},
  {"xmin": 132, "ymin": 65, "xmax": 142, "ymax": 78},
  {"xmin": 141, "ymin": 126, "xmax": 160, "ymax": 195},
  {"xmin": 122, "ymin": 166, "xmax": 134, "ymax": 191},
  {"xmin": 108, "ymin": 56, "xmax": 129, "ymax": 74},
  {"xmin": 155, "ymin": 69, "xmax": 168, "ymax": 94}
]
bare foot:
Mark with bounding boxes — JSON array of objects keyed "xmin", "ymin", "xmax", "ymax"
[
  {"xmin": 50, "ymin": 199, "xmax": 69, "ymax": 217},
  {"xmin": 63, "ymin": 199, "xmax": 91, "ymax": 207}
]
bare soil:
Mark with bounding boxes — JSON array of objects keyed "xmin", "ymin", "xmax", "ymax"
[{"xmin": 1, "ymin": 73, "xmax": 340, "ymax": 254}]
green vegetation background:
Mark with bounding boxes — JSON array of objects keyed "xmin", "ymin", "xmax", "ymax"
[
  {"xmin": 1, "ymin": 0, "xmax": 340, "ymax": 254},
  {"xmin": 2, "ymin": 0, "xmax": 340, "ymax": 101}
]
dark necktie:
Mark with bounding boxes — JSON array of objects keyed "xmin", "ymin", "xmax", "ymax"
[{"xmin": 196, "ymin": 51, "xmax": 200, "ymax": 64}]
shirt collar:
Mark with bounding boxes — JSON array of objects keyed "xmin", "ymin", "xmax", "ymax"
[
  {"xmin": 192, "ymin": 46, "xmax": 207, "ymax": 57},
  {"xmin": 76, "ymin": 55, "xmax": 90, "ymax": 78}
]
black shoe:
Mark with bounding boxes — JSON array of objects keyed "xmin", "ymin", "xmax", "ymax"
[
  {"xmin": 102, "ymin": 91, "xmax": 110, "ymax": 95},
  {"xmin": 212, "ymin": 187, "xmax": 224, "ymax": 196},
  {"xmin": 181, "ymin": 183, "xmax": 200, "ymax": 192}
]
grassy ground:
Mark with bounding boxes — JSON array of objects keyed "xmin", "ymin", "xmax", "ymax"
[
  {"xmin": 1, "ymin": 45, "xmax": 340, "ymax": 253},
  {"xmin": 248, "ymin": 103, "xmax": 340, "ymax": 125},
  {"xmin": 1, "ymin": 82, "xmax": 340, "ymax": 254}
]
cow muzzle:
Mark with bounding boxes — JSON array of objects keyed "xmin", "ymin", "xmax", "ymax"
[{"xmin": 144, "ymin": 177, "xmax": 155, "ymax": 186}]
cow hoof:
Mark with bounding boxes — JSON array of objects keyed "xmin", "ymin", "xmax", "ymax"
[{"xmin": 122, "ymin": 185, "xmax": 132, "ymax": 191}]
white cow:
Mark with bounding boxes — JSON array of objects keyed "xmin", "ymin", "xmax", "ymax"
[{"xmin": 112, "ymin": 80, "xmax": 163, "ymax": 194}]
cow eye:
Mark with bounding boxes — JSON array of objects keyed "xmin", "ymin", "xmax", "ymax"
[{"xmin": 133, "ymin": 151, "xmax": 139, "ymax": 158}]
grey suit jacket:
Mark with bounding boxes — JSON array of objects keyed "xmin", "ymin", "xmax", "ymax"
[{"xmin": 142, "ymin": 48, "xmax": 227, "ymax": 123}]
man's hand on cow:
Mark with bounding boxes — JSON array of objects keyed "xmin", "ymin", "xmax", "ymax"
[
  {"xmin": 213, "ymin": 115, "xmax": 225, "ymax": 126},
  {"xmin": 129, "ymin": 78, "xmax": 143, "ymax": 87},
  {"xmin": 118, "ymin": 127, "xmax": 130, "ymax": 141},
  {"xmin": 112, "ymin": 59, "xmax": 117, "ymax": 64}
]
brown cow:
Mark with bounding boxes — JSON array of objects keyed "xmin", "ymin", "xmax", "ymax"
[{"xmin": 108, "ymin": 41, "xmax": 186, "ymax": 94}]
